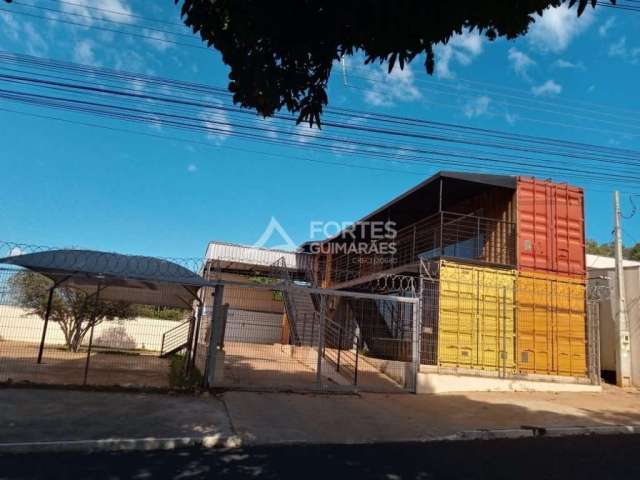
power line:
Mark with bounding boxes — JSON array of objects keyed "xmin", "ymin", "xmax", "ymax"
[
  {"xmin": 4, "ymin": 52, "xmax": 639, "ymax": 162},
  {"xmin": 3, "ymin": 52, "xmax": 640, "ymax": 189},
  {"xmin": 43, "ymin": 0, "xmax": 186, "ymax": 27},
  {"xmin": 0, "ymin": 8, "xmax": 208, "ymax": 51},
  {"xmin": 12, "ymin": 1, "xmax": 196, "ymax": 39}
]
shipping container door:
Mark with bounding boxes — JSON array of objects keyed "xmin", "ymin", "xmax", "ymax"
[
  {"xmin": 517, "ymin": 178, "xmax": 585, "ymax": 277},
  {"xmin": 552, "ymin": 185, "xmax": 586, "ymax": 277},
  {"xmin": 438, "ymin": 263, "xmax": 475, "ymax": 367},
  {"xmin": 516, "ymin": 274, "xmax": 553, "ymax": 374},
  {"xmin": 517, "ymin": 179, "xmax": 552, "ymax": 272},
  {"xmin": 478, "ymin": 269, "xmax": 516, "ymax": 371},
  {"xmin": 438, "ymin": 262, "xmax": 515, "ymax": 371},
  {"xmin": 554, "ymin": 280, "xmax": 587, "ymax": 376}
]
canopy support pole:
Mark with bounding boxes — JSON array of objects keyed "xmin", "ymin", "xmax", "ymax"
[
  {"xmin": 36, "ymin": 287, "xmax": 56, "ymax": 364},
  {"xmin": 83, "ymin": 284, "xmax": 102, "ymax": 385}
]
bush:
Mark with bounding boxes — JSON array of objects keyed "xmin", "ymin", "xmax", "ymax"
[
  {"xmin": 95, "ymin": 326, "xmax": 137, "ymax": 350},
  {"xmin": 168, "ymin": 354, "xmax": 203, "ymax": 389}
]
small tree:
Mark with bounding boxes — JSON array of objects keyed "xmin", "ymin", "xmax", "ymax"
[{"xmin": 10, "ymin": 271, "xmax": 137, "ymax": 352}]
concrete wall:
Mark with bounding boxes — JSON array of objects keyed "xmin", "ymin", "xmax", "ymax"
[
  {"xmin": 591, "ymin": 266, "xmax": 640, "ymax": 386},
  {"xmin": 0, "ymin": 306, "xmax": 181, "ymax": 352},
  {"xmin": 224, "ymin": 309, "xmax": 283, "ymax": 345},
  {"xmin": 203, "ymin": 273, "xmax": 285, "ymax": 315}
]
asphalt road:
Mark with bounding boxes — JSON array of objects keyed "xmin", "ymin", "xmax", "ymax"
[{"xmin": 2, "ymin": 435, "xmax": 640, "ymax": 480}]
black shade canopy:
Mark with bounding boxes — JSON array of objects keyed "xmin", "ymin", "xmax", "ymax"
[{"xmin": 0, "ymin": 249, "xmax": 208, "ymax": 308}]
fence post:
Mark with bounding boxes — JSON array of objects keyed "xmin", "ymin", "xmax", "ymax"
[
  {"xmin": 501, "ymin": 286, "xmax": 507, "ymax": 379},
  {"xmin": 36, "ymin": 286, "xmax": 56, "ymax": 364},
  {"xmin": 411, "ymin": 298, "xmax": 422, "ymax": 393},
  {"xmin": 83, "ymin": 284, "xmax": 102, "ymax": 386},
  {"xmin": 316, "ymin": 295, "xmax": 326, "ymax": 388},
  {"xmin": 337, "ymin": 324, "xmax": 342, "ymax": 372},
  {"xmin": 189, "ymin": 303, "xmax": 203, "ymax": 373},
  {"xmin": 205, "ymin": 284, "xmax": 224, "ymax": 388}
]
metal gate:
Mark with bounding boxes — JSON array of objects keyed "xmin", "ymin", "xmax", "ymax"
[{"xmin": 198, "ymin": 280, "xmax": 421, "ymax": 393}]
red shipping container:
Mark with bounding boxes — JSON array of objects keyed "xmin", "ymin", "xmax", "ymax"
[{"xmin": 516, "ymin": 177, "xmax": 586, "ymax": 278}]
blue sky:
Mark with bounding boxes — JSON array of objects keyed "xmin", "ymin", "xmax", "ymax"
[{"xmin": 0, "ymin": 1, "xmax": 639, "ymax": 258}]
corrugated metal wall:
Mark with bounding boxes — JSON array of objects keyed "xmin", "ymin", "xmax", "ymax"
[
  {"xmin": 436, "ymin": 260, "xmax": 516, "ymax": 372},
  {"xmin": 516, "ymin": 272, "xmax": 587, "ymax": 377},
  {"xmin": 516, "ymin": 177, "xmax": 586, "ymax": 278}
]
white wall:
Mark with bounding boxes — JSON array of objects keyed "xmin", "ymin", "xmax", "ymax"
[
  {"xmin": 0, "ymin": 306, "xmax": 182, "ymax": 352},
  {"xmin": 591, "ymin": 266, "xmax": 640, "ymax": 386},
  {"xmin": 224, "ymin": 309, "xmax": 283, "ymax": 344}
]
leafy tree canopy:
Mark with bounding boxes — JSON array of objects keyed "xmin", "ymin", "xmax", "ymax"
[
  {"xmin": 587, "ymin": 239, "xmax": 640, "ymax": 261},
  {"xmin": 10, "ymin": 271, "xmax": 138, "ymax": 351},
  {"xmin": 175, "ymin": 0, "xmax": 611, "ymax": 126}
]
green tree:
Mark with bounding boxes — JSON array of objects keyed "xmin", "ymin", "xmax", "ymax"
[
  {"xmin": 586, "ymin": 239, "xmax": 615, "ymax": 257},
  {"xmin": 10, "ymin": 271, "xmax": 137, "ymax": 352},
  {"xmin": 627, "ymin": 243, "xmax": 640, "ymax": 261},
  {"xmin": 174, "ymin": 0, "xmax": 610, "ymax": 126},
  {"xmin": 586, "ymin": 239, "xmax": 640, "ymax": 261}
]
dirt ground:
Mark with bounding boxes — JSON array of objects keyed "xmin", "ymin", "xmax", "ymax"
[
  {"xmin": 1, "ymin": 340, "xmax": 406, "ymax": 392},
  {"xmin": 221, "ymin": 341, "xmax": 404, "ymax": 392},
  {"xmin": 0, "ymin": 341, "xmax": 170, "ymax": 387}
]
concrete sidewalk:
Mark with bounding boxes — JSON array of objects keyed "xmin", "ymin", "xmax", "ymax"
[
  {"xmin": 0, "ymin": 388, "xmax": 239, "ymax": 451},
  {"xmin": 1, "ymin": 386, "xmax": 640, "ymax": 451}
]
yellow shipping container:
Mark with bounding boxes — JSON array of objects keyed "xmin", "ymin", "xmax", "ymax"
[
  {"xmin": 516, "ymin": 272, "xmax": 587, "ymax": 377},
  {"xmin": 437, "ymin": 260, "xmax": 516, "ymax": 372}
]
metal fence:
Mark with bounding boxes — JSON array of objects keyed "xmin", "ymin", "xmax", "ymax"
[
  {"xmin": 201, "ymin": 282, "xmax": 421, "ymax": 393},
  {"xmin": 0, "ymin": 266, "xmax": 196, "ymax": 388},
  {"xmin": 327, "ymin": 211, "xmax": 516, "ymax": 285},
  {"xmin": 0, "ymin": 240, "xmax": 602, "ymax": 392},
  {"xmin": 419, "ymin": 274, "xmax": 599, "ymax": 384}
]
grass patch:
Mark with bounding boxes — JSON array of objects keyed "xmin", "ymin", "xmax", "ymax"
[{"xmin": 168, "ymin": 353, "xmax": 203, "ymax": 389}]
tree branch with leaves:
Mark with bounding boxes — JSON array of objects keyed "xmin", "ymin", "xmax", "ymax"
[
  {"xmin": 9, "ymin": 272, "xmax": 137, "ymax": 352},
  {"xmin": 175, "ymin": 0, "xmax": 613, "ymax": 126}
]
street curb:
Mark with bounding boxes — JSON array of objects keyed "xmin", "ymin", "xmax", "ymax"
[
  {"xmin": 2, "ymin": 425, "xmax": 638, "ymax": 454},
  {"xmin": 0, "ymin": 434, "xmax": 243, "ymax": 454},
  {"xmin": 450, "ymin": 425, "xmax": 640, "ymax": 442}
]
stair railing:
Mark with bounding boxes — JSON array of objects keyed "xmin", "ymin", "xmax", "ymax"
[
  {"xmin": 271, "ymin": 256, "xmax": 301, "ymax": 345},
  {"xmin": 160, "ymin": 319, "xmax": 192, "ymax": 357}
]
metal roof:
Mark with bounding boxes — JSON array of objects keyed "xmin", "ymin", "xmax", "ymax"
[
  {"xmin": 302, "ymin": 171, "xmax": 516, "ymax": 247},
  {"xmin": 205, "ymin": 241, "xmax": 311, "ymax": 273},
  {"xmin": 0, "ymin": 249, "xmax": 207, "ymax": 308}
]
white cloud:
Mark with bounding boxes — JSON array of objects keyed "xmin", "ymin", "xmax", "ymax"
[
  {"xmin": 531, "ymin": 79, "xmax": 562, "ymax": 96},
  {"xmin": 199, "ymin": 97, "xmax": 233, "ymax": 145},
  {"xmin": 187, "ymin": 164, "xmax": 198, "ymax": 173},
  {"xmin": 363, "ymin": 64, "xmax": 421, "ymax": 107},
  {"xmin": 507, "ymin": 47, "xmax": 535, "ymax": 79},
  {"xmin": 528, "ymin": 4, "xmax": 594, "ymax": 53},
  {"xmin": 143, "ymin": 30, "xmax": 172, "ymax": 52},
  {"xmin": 599, "ymin": 17, "xmax": 615, "ymax": 37},
  {"xmin": 23, "ymin": 23, "xmax": 48, "ymax": 56},
  {"xmin": 463, "ymin": 96, "xmax": 491, "ymax": 118},
  {"xmin": 0, "ymin": 12, "xmax": 20, "ymax": 41},
  {"xmin": 73, "ymin": 40, "xmax": 98, "ymax": 66},
  {"xmin": 434, "ymin": 30, "xmax": 483, "ymax": 79},
  {"xmin": 552, "ymin": 59, "xmax": 584, "ymax": 69},
  {"xmin": 608, "ymin": 36, "xmax": 640, "ymax": 64},
  {"xmin": 294, "ymin": 122, "xmax": 322, "ymax": 144},
  {"xmin": 609, "ymin": 36, "xmax": 627, "ymax": 57},
  {"xmin": 61, "ymin": 0, "xmax": 134, "ymax": 25}
]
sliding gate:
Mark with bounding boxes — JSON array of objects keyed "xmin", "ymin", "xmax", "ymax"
[{"xmin": 199, "ymin": 281, "xmax": 421, "ymax": 393}]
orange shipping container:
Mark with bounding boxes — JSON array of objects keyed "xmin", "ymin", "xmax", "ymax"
[
  {"xmin": 516, "ymin": 272, "xmax": 587, "ymax": 377},
  {"xmin": 516, "ymin": 177, "xmax": 585, "ymax": 278}
]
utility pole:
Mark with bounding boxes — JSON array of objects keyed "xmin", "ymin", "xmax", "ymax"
[{"xmin": 613, "ymin": 191, "xmax": 632, "ymax": 387}]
